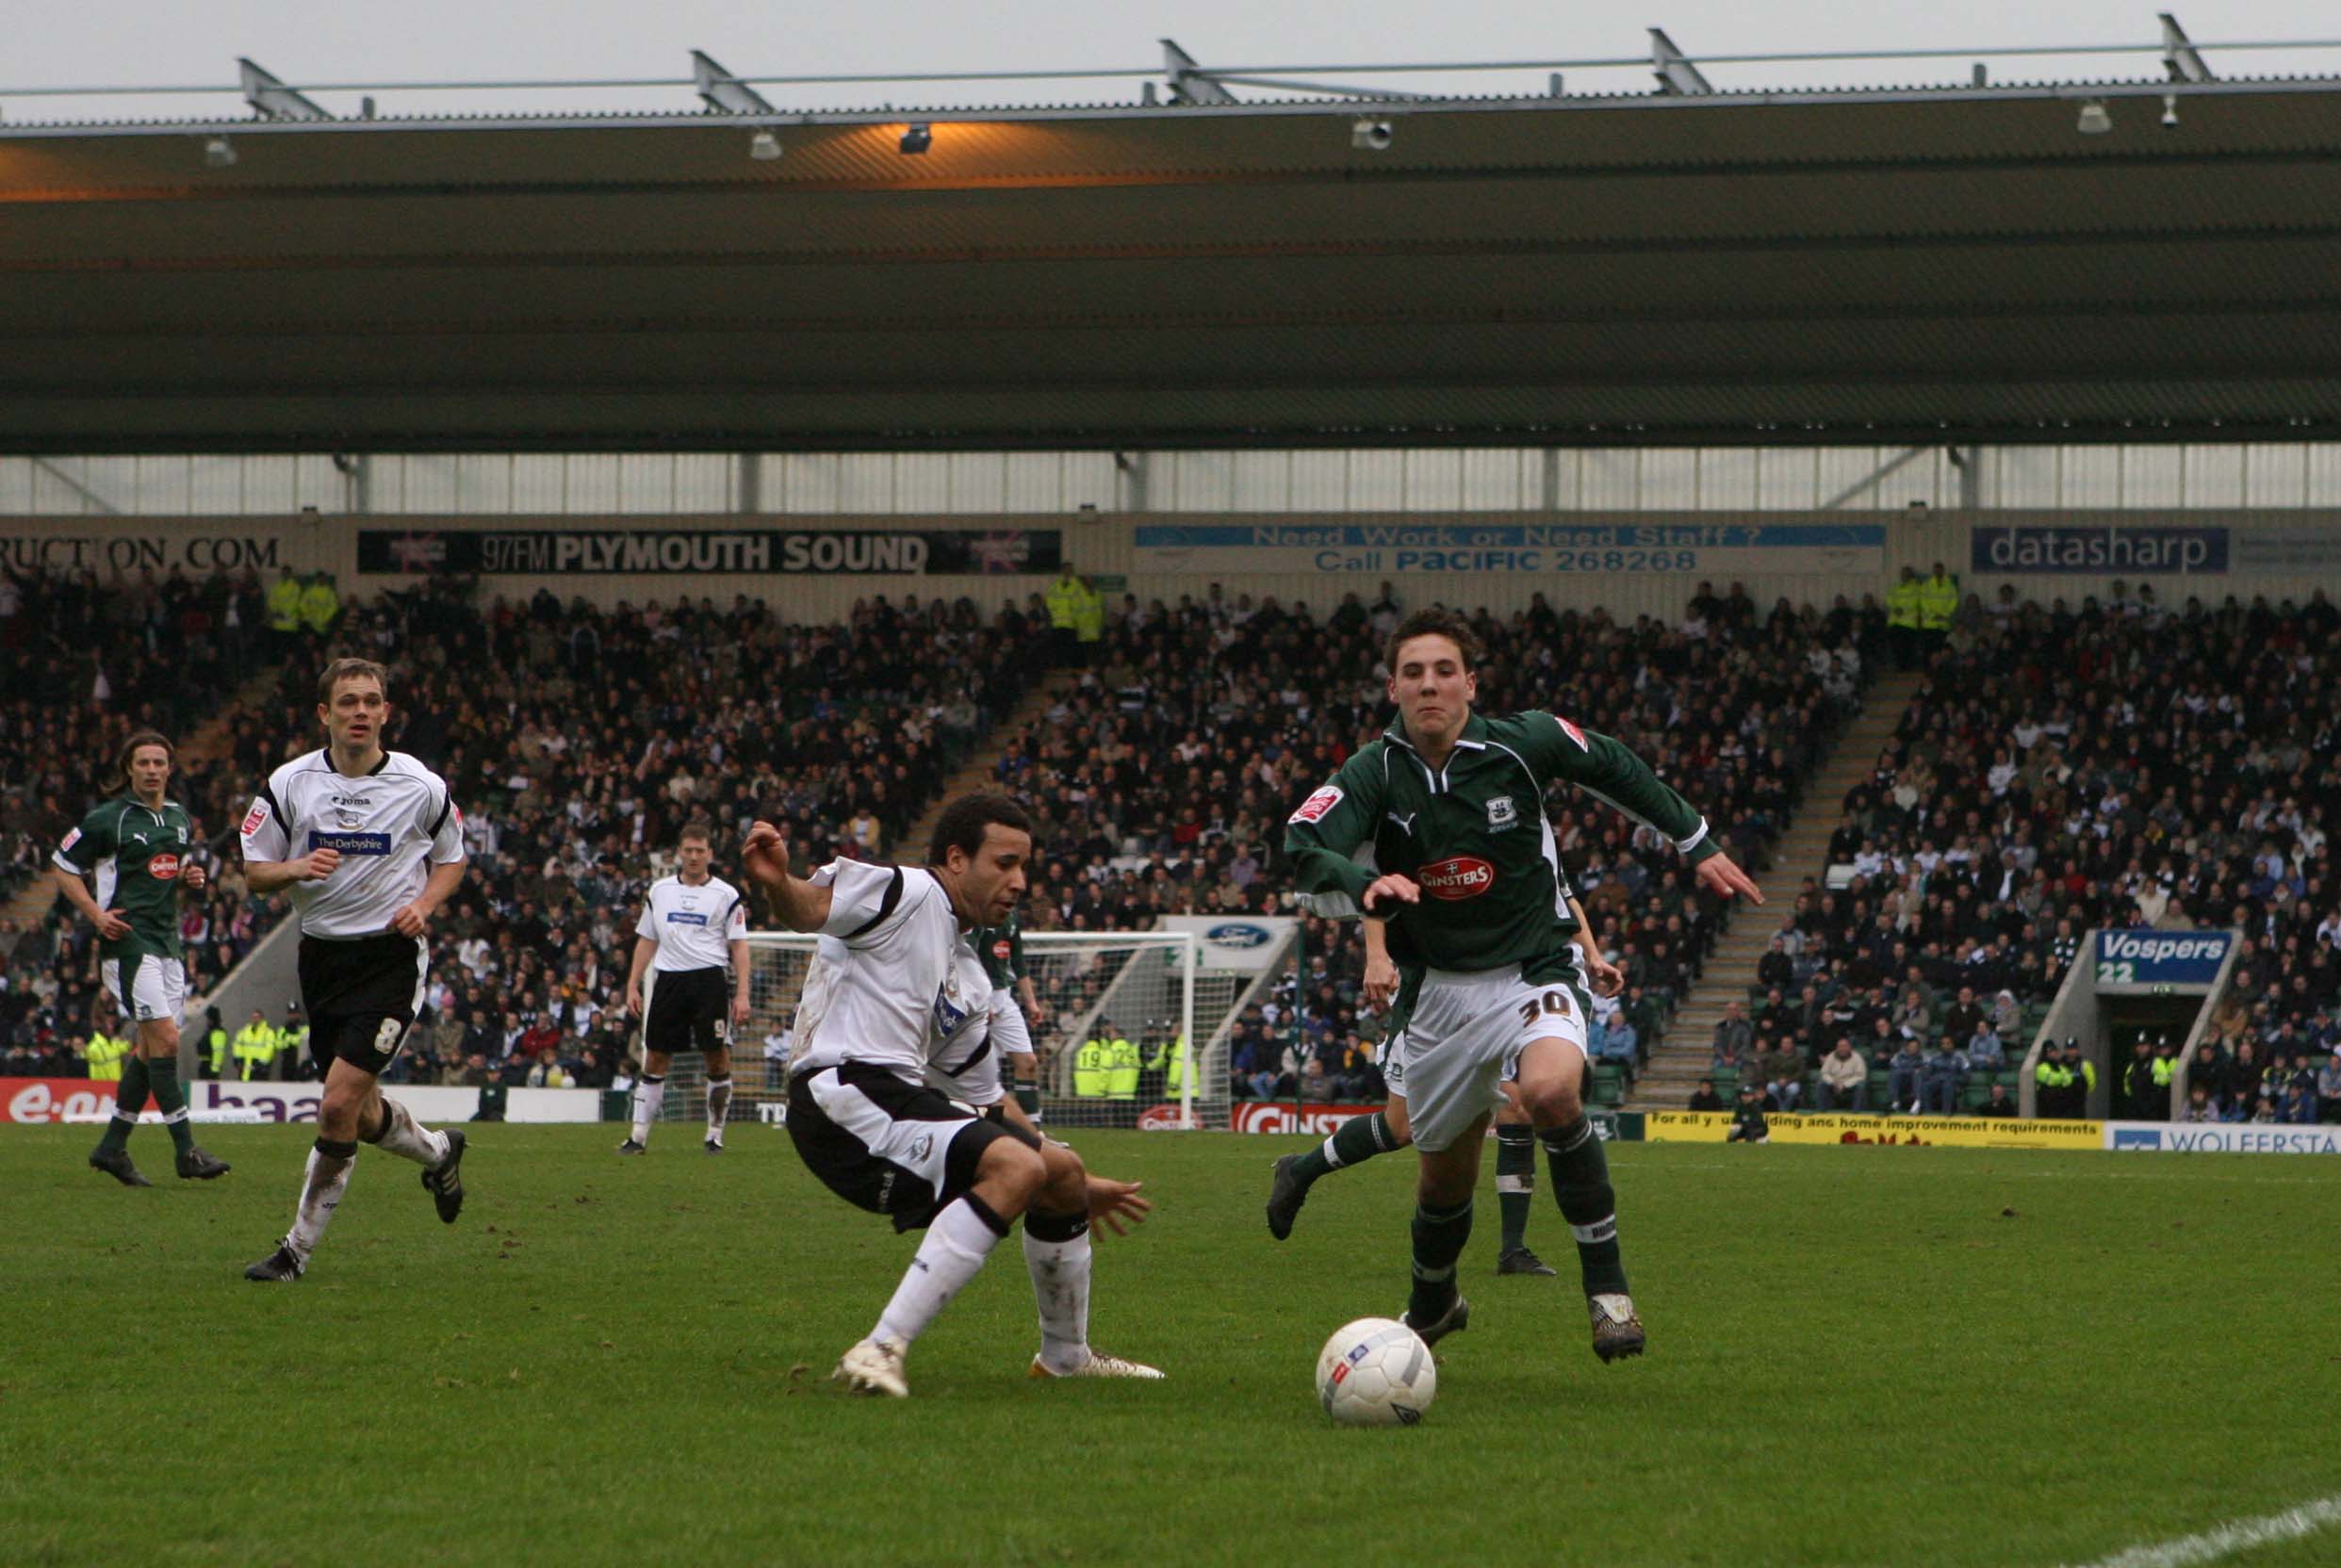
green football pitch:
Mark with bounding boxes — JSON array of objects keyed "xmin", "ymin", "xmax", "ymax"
[{"xmin": 6, "ymin": 1124, "xmax": 2338, "ymax": 1568}]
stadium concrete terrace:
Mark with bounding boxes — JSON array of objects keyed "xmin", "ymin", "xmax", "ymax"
[{"xmin": 5, "ymin": 64, "xmax": 2341, "ymax": 454}]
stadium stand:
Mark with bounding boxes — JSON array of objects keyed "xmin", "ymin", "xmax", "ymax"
[
  {"xmin": 4, "ymin": 573, "xmax": 1053, "ymax": 1088},
  {"xmin": 1746, "ymin": 587, "xmax": 2341, "ymax": 1120}
]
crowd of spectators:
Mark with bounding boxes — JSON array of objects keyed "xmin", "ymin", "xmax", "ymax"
[
  {"xmin": 3, "ymin": 571, "xmax": 1051, "ymax": 1088},
  {"xmin": 1713, "ymin": 583, "xmax": 2341, "ymax": 1120}
]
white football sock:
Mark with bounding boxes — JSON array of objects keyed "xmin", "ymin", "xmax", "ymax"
[
  {"xmin": 286, "ymin": 1139, "xmax": 354, "ymax": 1263},
  {"xmin": 370, "ymin": 1098, "xmax": 450, "ymax": 1167},
  {"xmin": 874, "ymin": 1198, "xmax": 1005, "ymax": 1348},
  {"xmin": 1023, "ymin": 1225, "xmax": 1094, "ymax": 1374},
  {"xmin": 705, "ymin": 1077, "xmax": 731, "ymax": 1144},
  {"xmin": 631, "ymin": 1075, "xmax": 665, "ymax": 1145}
]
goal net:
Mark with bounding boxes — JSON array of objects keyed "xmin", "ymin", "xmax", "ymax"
[{"xmin": 659, "ymin": 931, "xmax": 1252, "ymax": 1134}]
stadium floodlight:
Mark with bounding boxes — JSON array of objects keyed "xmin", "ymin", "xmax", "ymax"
[
  {"xmin": 898, "ymin": 122, "xmax": 932, "ymax": 155},
  {"xmin": 2161, "ymin": 92, "xmax": 2180, "ymax": 129},
  {"xmin": 203, "ymin": 136, "xmax": 237, "ymax": 168},
  {"xmin": 2076, "ymin": 100, "xmax": 2112, "ymax": 135},
  {"xmin": 1351, "ymin": 119, "xmax": 1394, "ymax": 151},
  {"xmin": 748, "ymin": 130, "xmax": 781, "ymax": 161}
]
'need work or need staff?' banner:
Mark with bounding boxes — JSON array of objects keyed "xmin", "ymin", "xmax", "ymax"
[
  {"xmin": 1135, "ymin": 521, "xmax": 1884, "ymax": 577},
  {"xmin": 358, "ymin": 527, "xmax": 1061, "ymax": 577}
]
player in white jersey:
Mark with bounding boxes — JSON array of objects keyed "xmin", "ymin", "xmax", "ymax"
[
  {"xmin": 749, "ymin": 792, "xmax": 1160, "ymax": 1396},
  {"xmin": 619, "ymin": 819, "xmax": 750, "ymax": 1154},
  {"xmin": 237, "ymin": 657, "xmax": 471, "ymax": 1282}
]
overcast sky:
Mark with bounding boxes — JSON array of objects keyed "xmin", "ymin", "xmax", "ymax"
[{"xmin": 7, "ymin": 2, "xmax": 2338, "ymax": 122}]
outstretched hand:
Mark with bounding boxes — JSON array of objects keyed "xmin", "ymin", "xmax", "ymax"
[
  {"xmin": 1085, "ymin": 1175, "xmax": 1151, "ymax": 1238},
  {"xmin": 1694, "ymin": 852, "xmax": 1764, "ymax": 906}
]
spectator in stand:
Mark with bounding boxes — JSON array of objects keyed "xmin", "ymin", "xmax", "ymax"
[
  {"xmin": 1817, "ymin": 1037, "xmax": 1869, "ymax": 1111},
  {"xmin": 1687, "ymin": 1078, "xmax": 1725, "ymax": 1112},
  {"xmin": 1711, "ymin": 1001, "xmax": 1754, "ymax": 1070},
  {"xmin": 1976, "ymin": 1083, "xmax": 2017, "ymax": 1117},
  {"xmin": 1921, "ymin": 1036, "xmax": 1971, "ymax": 1115},
  {"xmin": 1964, "ymin": 1017, "xmax": 2005, "ymax": 1075},
  {"xmin": 1887, "ymin": 1036, "xmax": 1926, "ymax": 1115},
  {"xmin": 2319, "ymin": 1052, "xmax": 2341, "ymax": 1123},
  {"xmin": 2178, "ymin": 1085, "xmax": 2219, "ymax": 1123}
]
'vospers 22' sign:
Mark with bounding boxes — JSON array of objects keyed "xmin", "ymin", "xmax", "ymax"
[{"xmin": 357, "ymin": 527, "xmax": 1061, "ymax": 577}]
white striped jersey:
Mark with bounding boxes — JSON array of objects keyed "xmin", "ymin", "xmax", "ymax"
[
  {"xmin": 925, "ymin": 976, "xmax": 1032, "ymax": 1109},
  {"xmin": 238, "ymin": 749, "xmax": 465, "ymax": 939},
  {"xmin": 788, "ymin": 858, "xmax": 993, "ymax": 1085},
  {"xmin": 635, "ymin": 874, "xmax": 746, "ymax": 973}
]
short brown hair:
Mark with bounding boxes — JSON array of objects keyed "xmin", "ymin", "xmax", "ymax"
[
  {"xmin": 679, "ymin": 818, "xmax": 714, "ymax": 847},
  {"xmin": 927, "ymin": 792, "xmax": 1032, "ymax": 866},
  {"xmin": 116, "ymin": 730, "xmax": 174, "ymax": 778},
  {"xmin": 1386, "ymin": 609, "xmax": 1480, "ymax": 676},
  {"xmin": 318, "ymin": 656, "xmax": 389, "ymax": 706}
]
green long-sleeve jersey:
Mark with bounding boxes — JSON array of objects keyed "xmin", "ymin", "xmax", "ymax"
[
  {"xmin": 54, "ymin": 793, "xmax": 196, "ymax": 961},
  {"xmin": 1284, "ymin": 710, "xmax": 1716, "ymax": 984}
]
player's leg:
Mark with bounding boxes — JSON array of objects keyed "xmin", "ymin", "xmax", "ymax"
[
  {"xmin": 789, "ymin": 1065, "xmax": 1040, "ymax": 1395},
  {"xmin": 88, "ymin": 960, "xmax": 154, "ymax": 1184},
  {"xmin": 1022, "ymin": 1138, "xmax": 1161, "ymax": 1380},
  {"xmin": 624, "ymin": 1045, "xmax": 673, "ymax": 1153},
  {"xmin": 702, "ymin": 1022, "xmax": 733, "ymax": 1152},
  {"xmin": 1492, "ymin": 1095, "xmax": 1552, "ymax": 1276},
  {"xmin": 1381, "ymin": 985, "xmax": 1498, "ymax": 1342},
  {"xmin": 248, "ymin": 1052, "xmax": 370, "ymax": 1281},
  {"xmin": 1267, "ymin": 1035, "xmax": 1414, "ymax": 1239},
  {"xmin": 141, "ymin": 958, "xmax": 225, "ymax": 1179},
  {"xmin": 1404, "ymin": 1118, "xmax": 1488, "ymax": 1345},
  {"xmin": 1514, "ymin": 1020, "xmax": 1644, "ymax": 1362},
  {"xmin": 854, "ymin": 1127, "xmax": 1044, "ymax": 1395},
  {"xmin": 1007, "ymin": 1051, "xmax": 1042, "ymax": 1124}
]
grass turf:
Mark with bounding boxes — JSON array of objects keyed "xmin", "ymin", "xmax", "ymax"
[{"xmin": 4, "ymin": 1122, "xmax": 2338, "ymax": 1567}]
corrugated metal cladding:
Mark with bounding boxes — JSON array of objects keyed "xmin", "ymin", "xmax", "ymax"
[
  {"xmin": 15, "ymin": 444, "xmax": 2341, "ymax": 516},
  {"xmin": 6, "ymin": 84, "xmax": 2341, "ymax": 451}
]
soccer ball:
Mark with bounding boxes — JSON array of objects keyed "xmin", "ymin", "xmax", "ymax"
[{"xmin": 1316, "ymin": 1316, "xmax": 1436, "ymax": 1426}]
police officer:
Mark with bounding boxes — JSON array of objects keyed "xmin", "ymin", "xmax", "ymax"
[
  {"xmin": 234, "ymin": 1008, "xmax": 277, "ymax": 1081},
  {"xmin": 205, "ymin": 1004, "xmax": 230, "ymax": 1080},
  {"xmin": 85, "ymin": 1021, "xmax": 131, "ymax": 1083},
  {"xmin": 1073, "ymin": 1026, "xmax": 1113, "ymax": 1108},
  {"xmin": 278, "ymin": 1004, "xmax": 310, "ymax": 1082},
  {"xmin": 266, "ymin": 566, "xmax": 304, "ymax": 656},
  {"xmin": 1105, "ymin": 1021, "xmax": 1139, "ymax": 1127},
  {"xmin": 1916, "ymin": 560, "xmax": 1958, "ymax": 657},
  {"xmin": 1886, "ymin": 566, "xmax": 1924, "ymax": 670}
]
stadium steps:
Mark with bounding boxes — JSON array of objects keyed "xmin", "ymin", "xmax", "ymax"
[
  {"xmin": 896, "ymin": 671, "xmax": 1079, "ymax": 858},
  {"xmin": 0, "ymin": 664, "xmax": 282, "ymax": 959},
  {"xmin": 1622, "ymin": 668, "xmax": 1924, "ymax": 1109}
]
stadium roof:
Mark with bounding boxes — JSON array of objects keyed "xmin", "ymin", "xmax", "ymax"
[{"xmin": 7, "ymin": 73, "xmax": 2341, "ymax": 453}]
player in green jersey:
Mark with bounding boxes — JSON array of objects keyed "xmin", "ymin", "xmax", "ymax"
[
  {"xmin": 1265, "ymin": 884, "xmax": 1624, "ymax": 1277},
  {"xmin": 1283, "ymin": 610, "xmax": 1761, "ymax": 1362},
  {"xmin": 973, "ymin": 906, "xmax": 1047, "ymax": 1122},
  {"xmin": 53, "ymin": 731, "xmax": 232, "ymax": 1186}
]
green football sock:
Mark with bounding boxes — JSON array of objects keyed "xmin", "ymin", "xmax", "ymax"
[
  {"xmin": 1407, "ymin": 1197, "xmax": 1473, "ymax": 1323},
  {"xmin": 1495, "ymin": 1123, "xmax": 1536, "ymax": 1252},
  {"xmin": 1542, "ymin": 1117, "xmax": 1629, "ymax": 1297},
  {"xmin": 1290, "ymin": 1109, "xmax": 1398, "ymax": 1186},
  {"xmin": 97, "ymin": 1055, "xmax": 152, "ymax": 1153},
  {"xmin": 145, "ymin": 1057, "xmax": 197, "ymax": 1155}
]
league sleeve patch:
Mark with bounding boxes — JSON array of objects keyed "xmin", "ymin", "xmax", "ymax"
[
  {"xmin": 1288, "ymin": 785, "xmax": 1345, "ymax": 825},
  {"xmin": 240, "ymin": 802, "xmax": 268, "ymax": 835},
  {"xmin": 58, "ymin": 827, "xmax": 81, "ymax": 853},
  {"xmin": 1552, "ymin": 714, "xmax": 1590, "ymax": 752}
]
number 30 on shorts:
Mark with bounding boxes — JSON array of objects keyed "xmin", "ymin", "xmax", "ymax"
[{"xmin": 1516, "ymin": 990, "xmax": 1572, "ymax": 1027}]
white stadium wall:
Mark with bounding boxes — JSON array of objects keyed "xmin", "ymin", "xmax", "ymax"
[{"xmin": 8, "ymin": 509, "xmax": 2341, "ymax": 625}]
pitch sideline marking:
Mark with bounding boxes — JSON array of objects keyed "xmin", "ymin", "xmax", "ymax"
[{"xmin": 2065, "ymin": 1493, "xmax": 2341, "ymax": 1568}]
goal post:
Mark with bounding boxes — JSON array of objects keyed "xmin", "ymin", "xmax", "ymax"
[{"xmin": 711, "ymin": 928, "xmax": 1269, "ymax": 1134}]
